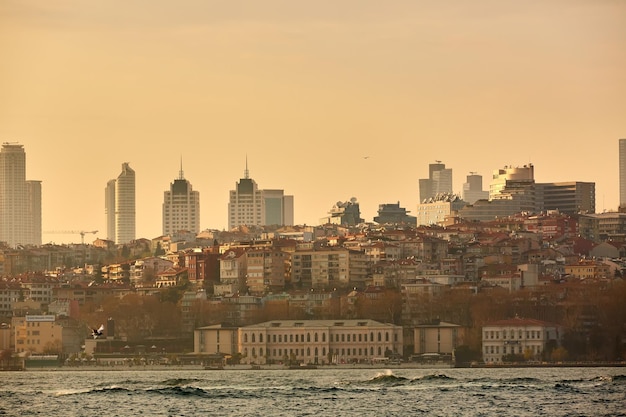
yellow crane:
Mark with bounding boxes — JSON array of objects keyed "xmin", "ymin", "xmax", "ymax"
[{"xmin": 43, "ymin": 230, "xmax": 98, "ymax": 244}]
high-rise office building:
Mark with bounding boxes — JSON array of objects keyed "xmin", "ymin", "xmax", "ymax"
[
  {"xmin": 228, "ymin": 161, "xmax": 294, "ymax": 230},
  {"xmin": 462, "ymin": 172, "xmax": 489, "ymax": 204},
  {"xmin": 162, "ymin": 161, "xmax": 200, "ymax": 236},
  {"xmin": 619, "ymin": 139, "xmax": 626, "ymax": 208},
  {"xmin": 0, "ymin": 143, "xmax": 41, "ymax": 247},
  {"xmin": 419, "ymin": 161, "xmax": 453, "ymax": 202},
  {"xmin": 105, "ymin": 162, "xmax": 135, "ymax": 244},
  {"xmin": 536, "ymin": 182, "xmax": 595, "ymax": 214}
]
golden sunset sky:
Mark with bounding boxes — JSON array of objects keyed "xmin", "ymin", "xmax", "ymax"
[{"xmin": 1, "ymin": 1, "xmax": 625, "ymax": 243}]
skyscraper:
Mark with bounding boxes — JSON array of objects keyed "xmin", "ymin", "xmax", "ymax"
[
  {"xmin": 0, "ymin": 143, "xmax": 41, "ymax": 247},
  {"xmin": 105, "ymin": 162, "xmax": 135, "ymax": 244},
  {"xmin": 462, "ymin": 172, "xmax": 489, "ymax": 204},
  {"xmin": 162, "ymin": 160, "xmax": 200, "ymax": 236},
  {"xmin": 419, "ymin": 161, "xmax": 453, "ymax": 202},
  {"xmin": 228, "ymin": 160, "xmax": 294, "ymax": 229},
  {"xmin": 620, "ymin": 139, "xmax": 626, "ymax": 208}
]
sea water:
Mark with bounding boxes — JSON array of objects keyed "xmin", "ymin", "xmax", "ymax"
[{"xmin": 1, "ymin": 367, "xmax": 624, "ymax": 416}]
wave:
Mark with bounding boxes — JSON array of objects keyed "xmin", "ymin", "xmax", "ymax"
[
  {"xmin": 412, "ymin": 373, "xmax": 454, "ymax": 382},
  {"xmin": 146, "ymin": 386, "xmax": 213, "ymax": 397},
  {"xmin": 160, "ymin": 377, "xmax": 203, "ymax": 386},
  {"xmin": 55, "ymin": 386, "xmax": 132, "ymax": 396},
  {"xmin": 365, "ymin": 370, "xmax": 409, "ymax": 385}
]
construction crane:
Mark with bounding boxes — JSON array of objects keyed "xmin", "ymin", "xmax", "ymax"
[{"xmin": 43, "ymin": 230, "xmax": 98, "ymax": 244}]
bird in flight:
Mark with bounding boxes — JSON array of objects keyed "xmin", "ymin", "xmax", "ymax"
[{"xmin": 91, "ymin": 324, "xmax": 104, "ymax": 339}]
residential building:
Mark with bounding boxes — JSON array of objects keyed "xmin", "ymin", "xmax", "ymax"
[
  {"xmin": 217, "ymin": 248, "xmax": 248, "ymax": 295},
  {"xmin": 228, "ymin": 161, "xmax": 294, "ymax": 230},
  {"xmin": 105, "ymin": 162, "xmax": 136, "ymax": 244},
  {"xmin": 578, "ymin": 212, "xmax": 626, "ymax": 241},
  {"xmin": 0, "ymin": 143, "xmax": 41, "ymax": 246},
  {"xmin": 162, "ymin": 161, "xmax": 200, "ymax": 236},
  {"xmin": 462, "ymin": 172, "xmax": 489, "ymax": 205},
  {"xmin": 237, "ymin": 319, "xmax": 403, "ymax": 365},
  {"xmin": 245, "ymin": 247, "xmax": 287, "ymax": 294},
  {"xmin": 563, "ymin": 260, "xmax": 610, "ymax": 280},
  {"xmin": 482, "ymin": 317, "xmax": 562, "ymax": 363},
  {"xmin": 419, "ymin": 161, "xmax": 453, "ymax": 202},
  {"xmin": 291, "ymin": 246, "xmax": 352, "ymax": 289}
]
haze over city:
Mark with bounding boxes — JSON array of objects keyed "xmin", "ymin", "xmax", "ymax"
[{"xmin": 1, "ymin": 1, "xmax": 624, "ymax": 244}]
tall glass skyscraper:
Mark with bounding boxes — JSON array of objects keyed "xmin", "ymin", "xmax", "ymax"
[
  {"xmin": 0, "ymin": 143, "xmax": 41, "ymax": 246},
  {"xmin": 619, "ymin": 139, "xmax": 626, "ymax": 208},
  {"xmin": 105, "ymin": 162, "xmax": 135, "ymax": 244}
]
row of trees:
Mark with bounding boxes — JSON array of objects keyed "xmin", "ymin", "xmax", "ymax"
[{"xmin": 79, "ymin": 279, "xmax": 626, "ymax": 361}]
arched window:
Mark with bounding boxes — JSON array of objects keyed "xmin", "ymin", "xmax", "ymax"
[
  {"xmin": 307, "ymin": 347, "xmax": 311, "ymax": 356},
  {"xmin": 315, "ymin": 347, "xmax": 318, "ymax": 357},
  {"xmin": 259, "ymin": 333, "xmax": 263, "ymax": 343},
  {"xmin": 244, "ymin": 333, "xmax": 248, "ymax": 343},
  {"xmin": 322, "ymin": 333, "xmax": 326, "ymax": 342},
  {"xmin": 378, "ymin": 346, "xmax": 382, "ymax": 356},
  {"xmin": 378, "ymin": 332, "xmax": 382, "ymax": 342},
  {"xmin": 370, "ymin": 332, "xmax": 374, "ymax": 342},
  {"xmin": 385, "ymin": 332, "xmax": 389, "ymax": 342},
  {"xmin": 252, "ymin": 333, "xmax": 256, "ymax": 343},
  {"xmin": 252, "ymin": 347, "xmax": 256, "ymax": 357},
  {"xmin": 307, "ymin": 333, "xmax": 311, "ymax": 342},
  {"xmin": 322, "ymin": 347, "xmax": 326, "ymax": 356},
  {"xmin": 314, "ymin": 333, "xmax": 318, "ymax": 342}
]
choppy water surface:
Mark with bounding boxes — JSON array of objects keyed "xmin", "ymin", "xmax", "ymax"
[{"xmin": 1, "ymin": 367, "xmax": 624, "ymax": 416}]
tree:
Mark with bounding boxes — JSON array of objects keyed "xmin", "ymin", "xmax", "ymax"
[
  {"xmin": 551, "ymin": 346, "xmax": 569, "ymax": 362},
  {"xmin": 154, "ymin": 242, "xmax": 166, "ymax": 256}
]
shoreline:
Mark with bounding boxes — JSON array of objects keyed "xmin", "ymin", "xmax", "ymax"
[{"xmin": 13, "ymin": 361, "xmax": 626, "ymax": 372}]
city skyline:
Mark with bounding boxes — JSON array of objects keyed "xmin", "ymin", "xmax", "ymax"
[{"xmin": 1, "ymin": 1, "xmax": 625, "ymax": 244}]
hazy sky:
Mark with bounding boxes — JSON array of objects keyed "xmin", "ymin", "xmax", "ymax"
[{"xmin": 1, "ymin": 1, "xmax": 625, "ymax": 244}]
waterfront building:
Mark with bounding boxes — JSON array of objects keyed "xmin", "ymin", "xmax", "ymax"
[
  {"xmin": 162, "ymin": 161, "xmax": 200, "ymax": 236},
  {"xmin": 13, "ymin": 315, "xmax": 63, "ymax": 354},
  {"xmin": 237, "ymin": 319, "xmax": 403, "ymax": 365},
  {"xmin": 0, "ymin": 143, "xmax": 41, "ymax": 246},
  {"xmin": 482, "ymin": 317, "xmax": 562, "ymax": 363},
  {"xmin": 413, "ymin": 320, "xmax": 464, "ymax": 356},
  {"xmin": 193, "ymin": 324, "xmax": 239, "ymax": 356},
  {"xmin": 105, "ymin": 163, "xmax": 135, "ymax": 244},
  {"xmin": 419, "ymin": 161, "xmax": 453, "ymax": 202}
]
